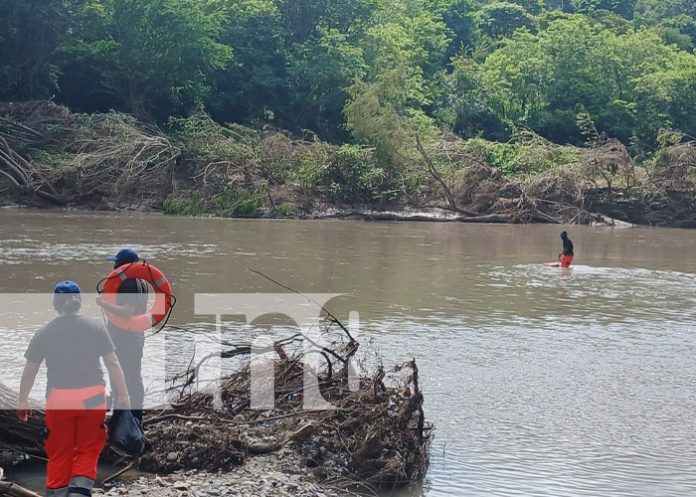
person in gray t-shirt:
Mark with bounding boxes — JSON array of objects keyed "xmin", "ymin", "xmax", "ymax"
[{"xmin": 18, "ymin": 280, "xmax": 130, "ymax": 497}]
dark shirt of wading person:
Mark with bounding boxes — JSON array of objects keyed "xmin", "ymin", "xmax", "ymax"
[
  {"xmin": 18, "ymin": 280, "xmax": 130, "ymax": 497},
  {"xmin": 96, "ymin": 248, "xmax": 148, "ymax": 423},
  {"xmin": 559, "ymin": 231, "xmax": 574, "ymax": 268}
]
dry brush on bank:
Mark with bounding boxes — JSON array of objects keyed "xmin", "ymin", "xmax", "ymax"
[
  {"xmin": 0, "ymin": 101, "xmax": 179, "ymax": 208},
  {"xmin": 4, "ymin": 101, "xmax": 696, "ymax": 226}
]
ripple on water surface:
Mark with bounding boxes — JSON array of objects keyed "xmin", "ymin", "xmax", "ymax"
[
  {"xmin": 2, "ymin": 214, "xmax": 696, "ymax": 497},
  {"xmin": 370, "ymin": 263, "xmax": 696, "ymax": 497}
]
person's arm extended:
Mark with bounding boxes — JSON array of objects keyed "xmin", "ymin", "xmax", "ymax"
[
  {"xmin": 96, "ymin": 296, "xmax": 136, "ymax": 317},
  {"xmin": 103, "ymin": 352, "xmax": 131, "ymax": 410},
  {"xmin": 17, "ymin": 361, "xmax": 40, "ymax": 421}
]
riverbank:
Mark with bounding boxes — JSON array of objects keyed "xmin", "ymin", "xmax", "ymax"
[
  {"xmin": 2, "ymin": 452, "xmax": 346, "ymax": 497},
  {"xmin": 0, "ymin": 314, "xmax": 430, "ymax": 497},
  {"xmin": 100, "ymin": 451, "xmax": 345, "ymax": 497},
  {"xmin": 2, "ymin": 101, "xmax": 696, "ymax": 227}
]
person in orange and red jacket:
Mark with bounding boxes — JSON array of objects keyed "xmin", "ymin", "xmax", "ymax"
[
  {"xmin": 17, "ymin": 281, "xmax": 130, "ymax": 497},
  {"xmin": 559, "ymin": 231, "xmax": 575, "ymax": 268}
]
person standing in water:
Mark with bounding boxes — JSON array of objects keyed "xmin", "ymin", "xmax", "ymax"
[
  {"xmin": 18, "ymin": 281, "xmax": 130, "ymax": 497},
  {"xmin": 559, "ymin": 231, "xmax": 574, "ymax": 268}
]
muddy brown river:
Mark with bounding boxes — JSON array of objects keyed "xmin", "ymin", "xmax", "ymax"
[{"xmin": 1, "ymin": 209, "xmax": 696, "ymax": 496}]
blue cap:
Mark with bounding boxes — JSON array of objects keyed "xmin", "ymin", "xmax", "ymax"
[
  {"xmin": 53, "ymin": 280, "xmax": 81, "ymax": 310},
  {"xmin": 54, "ymin": 280, "xmax": 81, "ymax": 295},
  {"xmin": 107, "ymin": 248, "xmax": 140, "ymax": 264}
]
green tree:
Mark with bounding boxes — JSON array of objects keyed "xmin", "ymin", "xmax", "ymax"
[
  {"xmin": 205, "ymin": 0, "xmax": 287, "ymax": 125},
  {"xmin": 286, "ymin": 27, "xmax": 366, "ymax": 139},
  {"xmin": 279, "ymin": 0, "xmax": 378, "ymax": 44},
  {"xmin": 634, "ymin": 0, "xmax": 696, "ymax": 23},
  {"xmin": 62, "ymin": 0, "xmax": 232, "ymax": 118},
  {"xmin": 453, "ymin": 15, "xmax": 696, "ymax": 146},
  {"xmin": 510, "ymin": 0, "xmax": 545, "ymax": 15},
  {"xmin": 543, "ymin": 0, "xmax": 574, "ymax": 12},
  {"xmin": 476, "ymin": 2, "xmax": 536, "ymax": 39},
  {"xmin": 442, "ymin": 0, "xmax": 479, "ymax": 59},
  {"xmin": 572, "ymin": 0, "xmax": 636, "ymax": 18},
  {"xmin": 0, "ymin": 0, "xmax": 80, "ymax": 99},
  {"xmin": 634, "ymin": 67, "xmax": 696, "ymax": 143},
  {"xmin": 659, "ymin": 15, "xmax": 696, "ymax": 49}
]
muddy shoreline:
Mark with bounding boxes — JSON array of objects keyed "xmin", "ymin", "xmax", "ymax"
[
  {"xmin": 4, "ymin": 187, "xmax": 693, "ymax": 228},
  {"xmin": 0, "ymin": 191, "xmax": 651, "ymax": 228}
]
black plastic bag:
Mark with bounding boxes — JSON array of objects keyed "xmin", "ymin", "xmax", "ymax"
[{"xmin": 108, "ymin": 410, "xmax": 145, "ymax": 457}]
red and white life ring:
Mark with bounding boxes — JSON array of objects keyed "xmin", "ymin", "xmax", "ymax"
[{"xmin": 102, "ymin": 262, "xmax": 173, "ymax": 332}]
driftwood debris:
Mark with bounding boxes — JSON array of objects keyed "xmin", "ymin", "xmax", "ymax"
[
  {"xmin": 0, "ymin": 462, "xmax": 42, "ymax": 497},
  {"xmin": 134, "ymin": 271, "xmax": 431, "ymax": 490},
  {"xmin": 0, "ymin": 385, "xmax": 44, "ymax": 458},
  {"xmin": 139, "ymin": 319, "xmax": 430, "ymax": 491},
  {"xmin": 0, "ymin": 101, "xmax": 180, "ymax": 207},
  {"xmin": 0, "ymin": 478, "xmax": 42, "ymax": 497}
]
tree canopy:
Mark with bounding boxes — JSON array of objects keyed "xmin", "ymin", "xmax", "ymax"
[{"xmin": 2, "ymin": 0, "xmax": 696, "ymax": 152}]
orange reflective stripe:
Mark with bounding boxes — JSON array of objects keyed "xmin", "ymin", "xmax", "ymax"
[{"xmin": 46, "ymin": 385, "xmax": 106, "ymax": 411}]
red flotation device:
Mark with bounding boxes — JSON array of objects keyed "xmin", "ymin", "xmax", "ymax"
[{"xmin": 102, "ymin": 262, "xmax": 173, "ymax": 332}]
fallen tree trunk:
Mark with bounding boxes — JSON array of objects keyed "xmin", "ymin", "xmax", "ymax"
[{"xmin": 0, "ymin": 385, "xmax": 45, "ymax": 458}]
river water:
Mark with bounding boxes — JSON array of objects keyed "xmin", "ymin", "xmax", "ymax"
[{"xmin": 1, "ymin": 209, "xmax": 695, "ymax": 497}]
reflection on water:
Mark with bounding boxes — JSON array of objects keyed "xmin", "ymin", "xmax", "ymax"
[{"xmin": 1, "ymin": 210, "xmax": 696, "ymax": 496}]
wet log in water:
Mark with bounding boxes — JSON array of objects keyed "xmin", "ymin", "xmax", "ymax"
[{"xmin": 0, "ymin": 384, "xmax": 45, "ymax": 458}]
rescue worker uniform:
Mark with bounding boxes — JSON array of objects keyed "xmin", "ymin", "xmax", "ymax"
[
  {"xmin": 107, "ymin": 277, "xmax": 148, "ymax": 422},
  {"xmin": 25, "ymin": 312, "xmax": 115, "ymax": 497},
  {"xmin": 105, "ymin": 248, "xmax": 148, "ymax": 423}
]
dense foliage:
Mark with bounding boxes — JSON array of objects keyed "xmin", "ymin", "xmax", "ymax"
[{"xmin": 2, "ymin": 0, "xmax": 696, "ymax": 152}]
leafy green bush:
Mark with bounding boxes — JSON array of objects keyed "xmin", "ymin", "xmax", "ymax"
[
  {"xmin": 274, "ymin": 202, "xmax": 297, "ymax": 217},
  {"xmin": 323, "ymin": 145, "xmax": 386, "ymax": 203},
  {"xmin": 163, "ymin": 192, "xmax": 207, "ymax": 216},
  {"xmin": 296, "ymin": 143, "xmax": 330, "ymax": 187},
  {"xmin": 29, "ymin": 149, "xmax": 73, "ymax": 168},
  {"xmin": 228, "ymin": 186, "xmax": 264, "ymax": 217},
  {"xmin": 462, "ymin": 135, "xmax": 583, "ymax": 177},
  {"xmin": 163, "ymin": 186, "xmax": 263, "ymax": 218},
  {"xmin": 297, "ymin": 144, "xmax": 386, "ymax": 203},
  {"xmin": 168, "ymin": 115, "xmax": 259, "ymax": 165}
]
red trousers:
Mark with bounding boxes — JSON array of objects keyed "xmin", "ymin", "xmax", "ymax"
[
  {"xmin": 45, "ymin": 386, "xmax": 107, "ymax": 496},
  {"xmin": 561, "ymin": 255, "xmax": 574, "ymax": 268}
]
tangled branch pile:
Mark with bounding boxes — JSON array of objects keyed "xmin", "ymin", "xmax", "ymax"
[
  {"xmin": 164, "ymin": 114, "xmax": 315, "ymax": 217},
  {"xmin": 435, "ymin": 132, "xmax": 609, "ymax": 224},
  {"xmin": 0, "ymin": 101, "xmax": 180, "ymax": 207},
  {"xmin": 7, "ymin": 101, "xmax": 695, "ymax": 226},
  {"xmin": 138, "ymin": 307, "xmax": 431, "ymax": 492},
  {"xmin": 649, "ymin": 137, "xmax": 696, "ymax": 192},
  {"xmin": 0, "ymin": 310, "xmax": 431, "ymax": 493}
]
